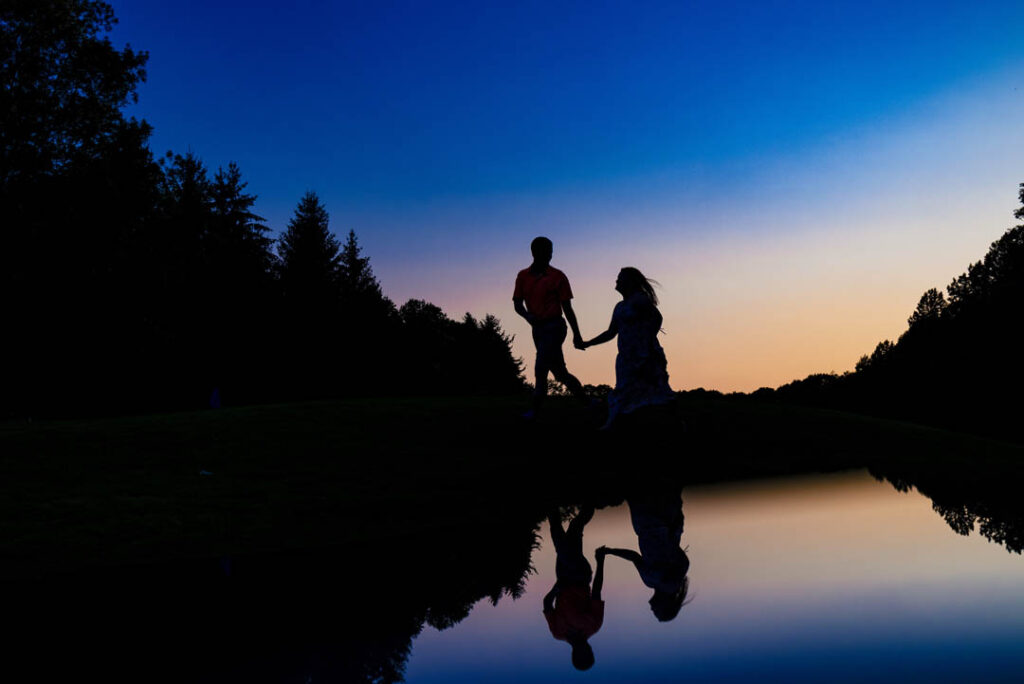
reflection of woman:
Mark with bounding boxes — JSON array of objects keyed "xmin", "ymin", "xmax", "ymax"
[
  {"xmin": 599, "ymin": 490, "xmax": 689, "ymax": 622},
  {"xmin": 543, "ymin": 506, "xmax": 605, "ymax": 671},
  {"xmin": 579, "ymin": 267, "xmax": 674, "ymax": 429}
]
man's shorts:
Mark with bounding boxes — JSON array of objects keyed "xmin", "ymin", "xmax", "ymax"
[{"xmin": 532, "ymin": 317, "xmax": 568, "ymax": 373}]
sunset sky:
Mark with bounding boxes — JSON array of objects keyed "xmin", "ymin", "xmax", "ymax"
[{"xmin": 109, "ymin": 1, "xmax": 1024, "ymax": 391}]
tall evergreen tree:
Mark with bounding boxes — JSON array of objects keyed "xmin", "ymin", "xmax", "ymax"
[
  {"xmin": 211, "ymin": 162, "xmax": 274, "ymax": 274},
  {"xmin": 339, "ymin": 230, "xmax": 381, "ymax": 298},
  {"xmin": 205, "ymin": 162, "xmax": 276, "ymax": 404},
  {"xmin": 277, "ymin": 191, "xmax": 341, "ymax": 305},
  {"xmin": 276, "ymin": 192, "xmax": 344, "ymax": 397},
  {"xmin": 336, "ymin": 229, "xmax": 398, "ymax": 392}
]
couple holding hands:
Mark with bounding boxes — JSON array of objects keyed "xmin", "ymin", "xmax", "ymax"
[{"xmin": 513, "ymin": 236, "xmax": 675, "ymax": 428}]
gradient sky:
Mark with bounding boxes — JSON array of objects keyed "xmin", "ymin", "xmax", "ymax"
[{"xmin": 108, "ymin": 1, "xmax": 1024, "ymax": 390}]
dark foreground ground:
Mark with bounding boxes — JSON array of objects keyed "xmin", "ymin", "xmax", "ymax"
[
  {"xmin": 3, "ymin": 395, "xmax": 1024, "ymax": 682},
  {"xmin": 1, "ymin": 394, "xmax": 1021, "ymax": 580}
]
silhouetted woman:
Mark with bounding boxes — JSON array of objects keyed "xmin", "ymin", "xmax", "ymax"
[
  {"xmin": 598, "ymin": 489, "xmax": 689, "ymax": 622},
  {"xmin": 579, "ymin": 267, "xmax": 674, "ymax": 429}
]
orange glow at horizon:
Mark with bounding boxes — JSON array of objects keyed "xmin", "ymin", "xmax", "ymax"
[{"xmin": 371, "ymin": 64, "xmax": 1024, "ymax": 392}]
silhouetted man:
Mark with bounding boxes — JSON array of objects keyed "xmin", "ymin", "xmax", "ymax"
[
  {"xmin": 513, "ymin": 236, "xmax": 589, "ymax": 418},
  {"xmin": 544, "ymin": 506, "xmax": 605, "ymax": 671}
]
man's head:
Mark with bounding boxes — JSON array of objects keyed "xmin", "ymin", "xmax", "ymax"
[
  {"xmin": 531, "ymin": 236, "xmax": 553, "ymax": 265},
  {"xmin": 569, "ymin": 639, "xmax": 595, "ymax": 671}
]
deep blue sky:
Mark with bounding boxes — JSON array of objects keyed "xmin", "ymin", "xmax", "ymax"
[
  {"xmin": 110, "ymin": 0, "xmax": 1024, "ymax": 214},
  {"xmin": 107, "ymin": 1, "xmax": 1024, "ymax": 389}
]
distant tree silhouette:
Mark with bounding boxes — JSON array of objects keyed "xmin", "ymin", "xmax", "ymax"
[
  {"xmin": 276, "ymin": 191, "xmax": 344, "ymax": 397},
  {"xmin": 2, "ymin": 0, "xmax": 155, "ymax": 415},
  {"xmin": 1, "ymin": 2, "xmax": 526, "ymax": 417},
  {"xmin": 206, "ymin": 162, "xmax": 277, "ymax": 403},
  {"xmin": 339, "ymin": 230, "xmax": 386, "ymax": 304},
  {"xmin": 398, "ymin": 302, "xmax": 525, "ymax": 395},
  {"xmin": 337, "ymin": 230, "xmax": 400, "ymax": 391},
  {"xmin": 152, "ymin": 152, "xmax": 218, "ymax": 404},
  {"xmin": 211, "ymin": 163, "xmax": 274, "ymax": 272},
  {"xmin": 907, "ymin": 288, "xmax": 947, "ymax": 329},
  {"xmin": 771, "ymin": 183, "xmax": 1024, "ymax": 441},
  {"xmin": 278, "ymin": 191, "xmax": 341, "ymax": 307},
  {"xmin": 477, "ymin": 314, "xmax": 528, "ymax": 393},
  {"xmin": 855, "ymin": 340, "xmax": 894, "ymax": 373},
  {"xmin": 0, "ymin": 0, "xmax": 149, "ymax": 187}
]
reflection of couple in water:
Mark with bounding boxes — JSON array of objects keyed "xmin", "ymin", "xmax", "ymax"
[
  {"xmin": 544, "ymin": 490, "xmax": 690, "ymax": 671},
  {"xmin": 513, "ymin": 236, "xmax": 675, "ymax": 428}
]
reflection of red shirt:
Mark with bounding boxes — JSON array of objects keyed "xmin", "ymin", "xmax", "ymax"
[
  {"xmin": 514, "ymin": 266, "xmax": 572, "ymax": 322},
  {"xmin": 544, "ymin": 585, "xmax": 604, "ymax": 641}
]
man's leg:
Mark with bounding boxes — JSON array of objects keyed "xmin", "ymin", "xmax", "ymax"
[
  {"xmin": 543, "ymin": 319, "xmax": 589, "ymax": 403},
  {"xmin": 531, "ymin": 321, "xmax": 556, "ymax": 415},
  {"xmin": 551, "ymin": 364, "xmax": 587, "ymax": 401},
  {"xmin": 566, "ymin": 505, "xmax": 595, "ymax": 538},
  {"xmin": 532, "ymin": 358, "xmax": 550, "ymax": 414},
  {"xmin": 548, "ymin": 511, "xmax": 566, "ymax": 548}
]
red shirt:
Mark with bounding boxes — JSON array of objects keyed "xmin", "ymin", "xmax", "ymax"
[
  {"xmin": 544, "ymin": 585, "xmax": 604, "ymax": 641},
  {"xmin": 513, "ymin": 266, "xmax": 573, "ymax": 321}
]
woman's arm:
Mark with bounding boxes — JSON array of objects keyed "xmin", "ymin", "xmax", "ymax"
[
  {"xmin": 599, "ymin": 546, "xmax": 641, "ymax": 564},
  {"xmin": 582, "ymin": 314, "xmax": 618, "ymax": 348},
  {"xmin": 597, "ymin": 545, "xmax": 644, "ymax": 576},
  {"xmin": 591, "ymin": 550, "xmax": 606, "ymax": 601}
]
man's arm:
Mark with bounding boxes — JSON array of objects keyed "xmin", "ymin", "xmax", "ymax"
[
  {"xmin": 514, "ymin": 297, "xmax": 536, "ymax": 326},
  {"xmin": 562, "ymin": 300, "xmax": 584, "ymax": 347},
  {"xmin": 543, "ymin": 585, "xmax": 559, "ymax": 612}
]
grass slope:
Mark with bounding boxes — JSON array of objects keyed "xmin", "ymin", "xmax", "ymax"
[{"xmin": 1, "ymin": 395, "xmax": 1021, "ymax": 579}]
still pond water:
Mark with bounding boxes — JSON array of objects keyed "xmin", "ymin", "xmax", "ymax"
[{"xmin": 403, "ymin": 470, "xmax": 1024, "ymax": 683}]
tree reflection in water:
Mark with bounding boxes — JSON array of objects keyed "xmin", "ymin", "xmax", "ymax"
[
  {"xmin": 872, "ymin": 459, "xmax": 1024, "ymax": 554},
  {"xmin": 10, "ymin": 456, "xmax": 1024, "ymax": 683}
]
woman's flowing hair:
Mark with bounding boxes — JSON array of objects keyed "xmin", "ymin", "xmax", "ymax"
[{"xmin": 620, "ymin": 267, "xmax": 660, "ymax": 305}]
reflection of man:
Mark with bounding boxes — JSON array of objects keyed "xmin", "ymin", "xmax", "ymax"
[
  {"xmin": 543, "ymin": 506, "xmax": 605, "ymax": 671},
  {"xmin": 513, "ymin": 236, "xmax": 588, "ymax": 418}
]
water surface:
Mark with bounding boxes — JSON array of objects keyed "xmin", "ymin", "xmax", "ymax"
[{"xmin": 404, "ymin": 470, "xmax": 1024, "ymax": 683}]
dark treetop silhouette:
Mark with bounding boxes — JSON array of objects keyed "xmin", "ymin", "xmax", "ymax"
[
  {"xmin": 1, "ymin": 1, "xmax": 525, "ymax": 418},
  {"xmin": 710, "ymin": 183, "xmax": 1024, "ymax": 444}
]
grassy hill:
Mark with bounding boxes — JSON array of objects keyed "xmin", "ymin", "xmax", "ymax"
[{"xmin": 2, "ymin": 395, "xmax": 1021, "ymax": 579}]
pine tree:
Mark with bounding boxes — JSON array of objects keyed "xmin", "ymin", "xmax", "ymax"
[
  {"xmin": 339, "ymin": 230, "xmax": 381, "ymax": 298},
  {"xmin": 204, "ymin": 162, "xmax": 276, "ymax": 404},
  {"xmin": 275, "ymin": 192, "xmax": 344, "ymax": 397},
  {"xmin": 277, "ymin": 191, "xmax": 341, "ymax": 304},
  {"xmin": 338, "ymin": 229, "xmax": 396, "ymax": 323},
  {"xmin": 211, "ymin": 163, "xmax": 271, "ymax": 255},
  {"xmin": 335, "ymin": 229, "xmax": 398, "ymax": 392}
]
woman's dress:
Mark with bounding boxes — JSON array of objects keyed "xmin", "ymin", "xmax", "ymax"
[{"xmin": 607, "ymin": 291, "xmax": 675, "ymax": 424}]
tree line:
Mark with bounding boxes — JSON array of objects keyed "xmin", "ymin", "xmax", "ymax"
[
  {"xmin": 750, "ymin": 183, "xmax": 1024, "ymax": 441},
  {"xmin": 1, "ymin": 1, "xmax": 524, "ymax": 417}
]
